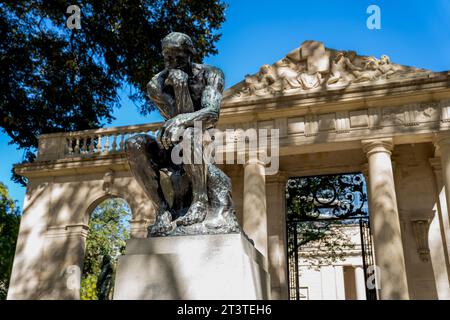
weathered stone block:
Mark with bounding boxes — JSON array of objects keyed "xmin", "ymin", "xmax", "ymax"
[{"xmin": 113, "ymin": 232, "xmax": 270, "ymax": 300}]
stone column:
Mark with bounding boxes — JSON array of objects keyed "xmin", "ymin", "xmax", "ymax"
[
  {"xmin": 434, "ymin": 135, "xmax": 450, "ymax": 252},
  {"xmin": 429, "ymin": 143, "xmax": 450, "ymax": 299},
  {"xmin": 361, "ymin": 138, "xmax": 409, "ymax": 300},
  {"xmin": 334, "ymin": 266, "xmax": 346, "ymax": 300},
  {"xmin": 226, "ymin": 166, "xmax": 244, "ymax": 226},
  {"xmin": 266, "ymin": 173, "xmax": 288, "ymax": 299},
  {"xmin": 243, "ymin": 157, "xmax": 268, "ymax": 258},
  {"xmin": 38, "ymin": 224, "xmax": 89, "ymax": 299},
  {"xmin": 7, "ymin": 179, "xmax": 52, "ymax": 299},
  {"xmin": 354, "ymin": 266, "xmax": 367, "ymax": 300},
  {"xmin": 320, "ymin": 266, "xmax": 337, "ymax": 299}
]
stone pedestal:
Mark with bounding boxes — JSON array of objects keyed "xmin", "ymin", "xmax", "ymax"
[{"xmin": 113, "ymin": 232, "xmax": 270, "ymax": 300}]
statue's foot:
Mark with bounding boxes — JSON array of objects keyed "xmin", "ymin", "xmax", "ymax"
[
  {"xmin": 149, "ymin": 221, "xmax": 176, "ymax": 236},
  {"xmin": 175, "ymin": 201, "xmax": 208, "ymax": 226},
  {"xmin": 149, "ymin": 211, "xmax": 176, "ymax": 236},
  {"xmin": 204, "ymin": 214, "xmax": 226, "ymax": 229}
]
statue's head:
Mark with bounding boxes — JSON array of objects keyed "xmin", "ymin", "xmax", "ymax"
[
  {"xmin": 260, "ymin": 64, "xmax": 272, "ymax": 74},
  {"xmin": 346, "ymin": 51, "xmax": 357, "ymax": 60},
  {"xmin": 380, "ymin": 55, "xmax": 391, "ymax": 65},
  {"xmin": 161, "ymin": 32, "xmax": 196, "ymax": 72},
  {"xmin": 334, "ymin": 51, "xmax": 345, "ymax": 61},
  {"xmin": 102, "ymin": 254, "xmax": 111, "ymax": 264},
  {"xmin": 364, "ymin": 56, "xmax": 379, "ymax": 70}
]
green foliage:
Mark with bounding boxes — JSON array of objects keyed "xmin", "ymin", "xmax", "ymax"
[
  {"xmin": 80, "ymin": 274, "xmax": 98, "ymax": 300},
  {"xmin": 81, "ymin": 198, "xmax": 130, "ymax": 300},
  {"xmin": 0, "ymin": 1, "xmax": 227, "ymax": 184},
  {"xmin": 0, "ymin": 182, "xmax": 21, "ymax": 300},
  {"xmin": 294, "ymin": 221, "xmax": 356, "ymax": 270}
]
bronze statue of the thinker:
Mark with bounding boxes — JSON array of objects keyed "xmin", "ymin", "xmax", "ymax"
[{"xmin": 125, "ymin": 32, "xmax": 240, "ymax": 236}]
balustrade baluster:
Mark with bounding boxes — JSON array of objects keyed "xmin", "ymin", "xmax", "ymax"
[
  {"xmin": 97, "ymin": 134, "xmax": 102, "ymax": 153},
  {"xmin": 81, "ymin": 137, "xmax": 87, "ymax": 154},
  {"xmin": 74, "ymin": 137, "xmax": 80, "ymax": 154},
  {"xmin": 104, "ymin": 135, "xmax": 110, "ymax": 154},
  {"xmin": 119, "ymin": 132, "xmax": 126, "ymax": 152},
  {"xmin": 88, "ymin": 136, "xmax": 95, "ymax": 154},
  {"xmin": 66, "ymin": 138, "xmax": 71, "ymax": 155},
  {"xmin": 111, "ymin": 134, "xmax": 117, "ymax": 153}
]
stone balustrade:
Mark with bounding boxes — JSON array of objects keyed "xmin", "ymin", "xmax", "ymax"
[
  {"xmin": 36, "ymin": 122, "xmax": 162, "ymax": 161},
  {"xmin": 34, "ymin": 97, "xmax": 450, "ymax": 164}
]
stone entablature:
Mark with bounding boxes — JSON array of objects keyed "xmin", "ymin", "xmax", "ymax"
[{"xmin": 20, "ymin": 97, "xmax": 450, "ymax": 175}]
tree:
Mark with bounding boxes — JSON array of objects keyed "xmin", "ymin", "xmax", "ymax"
[
  {"xmin": 0, "ymin": 182, "xmax": 21, "ymax": 300},
  {"xmin": 0, "ymin": 1, "xmax": 227, "ymax": 184},
  {"xmin": 81, "ymin": 198, "xmax": 131, "ymax": 300}
]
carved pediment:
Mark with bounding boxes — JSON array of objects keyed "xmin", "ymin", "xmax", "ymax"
[{"xmin": 224, "ymin": 40, "xmax": 433, "ymax": 101}]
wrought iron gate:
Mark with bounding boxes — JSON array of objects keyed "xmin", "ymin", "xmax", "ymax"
[
  {"xmin": 359, "ymin": 219, "xmax": 377, "ymax": 300},
  {"xmin": 286, "ymin": 173, "xmax": 377, "ymax": 300}
]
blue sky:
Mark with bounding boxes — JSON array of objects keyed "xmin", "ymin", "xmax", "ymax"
[{"xmin": 1, "ymin": 0, "xmax": 450, "ymax": 209}]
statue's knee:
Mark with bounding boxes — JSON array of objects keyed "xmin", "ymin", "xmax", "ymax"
[
  {"xmin": 125, "ymin": 134, "xmax": 150, "ymax": 154},
  {"xmin": 183, "ymin": 127, "xmax": 195, "ymax": 138},
  {"xmin": 183, "ymin": 127, "xmax": 203, "ymax": 147}
]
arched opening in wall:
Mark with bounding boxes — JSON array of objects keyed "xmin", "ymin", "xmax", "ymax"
[
  {"xmin": 285, "ymin": 172, "xmax": 377, "ymax": 300},
  {"xmin": 80, "ymin": 197, "xmax": 131, "ymax": 300}
]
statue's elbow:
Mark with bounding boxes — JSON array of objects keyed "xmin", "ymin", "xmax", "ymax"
[{"xmin": 209, "ymin": 109, "xmax": 220, "ymax": 124}]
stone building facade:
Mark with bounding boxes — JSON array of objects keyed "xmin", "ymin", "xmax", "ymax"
[{"xmin": 7, "ymin": 41, "xmax": 450, "ymax": 300}]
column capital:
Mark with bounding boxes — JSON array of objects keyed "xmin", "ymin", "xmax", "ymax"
[
  {"xmin": 433, "ymin": 132, "xmax": 450, "ymax": 149},
  {"xmin": 361, "ymin": 138, "xmax": 394, "ymax": 157},
  {"xmin": 46, "ymin": 224, "xmax": 89, "ymax": 239},
  {"xmin": 239, "ymin": 149, "xmax": 267, "ymax": 166}
]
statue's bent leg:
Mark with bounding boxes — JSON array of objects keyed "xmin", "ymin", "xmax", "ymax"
[
  {"xmin": 175, "ymin": 127, "xmax": 208, "ymax": 226},
  {"xmin": 125, "ymin": 134, "xmax": 175, "ymax": 235},
  {"xmin": 204, "ymin": 164, "xmax": 240, "ymax": 232}
]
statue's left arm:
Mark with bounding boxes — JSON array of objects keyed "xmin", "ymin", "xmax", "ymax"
[{"xmin": 184, "ymin": 66, "xmax": 225, "ymax": 128}]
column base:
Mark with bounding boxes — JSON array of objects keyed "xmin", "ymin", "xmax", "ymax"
[{"xmin": 113, "ymin": 232, "xmax": 270, "ymax": 300}]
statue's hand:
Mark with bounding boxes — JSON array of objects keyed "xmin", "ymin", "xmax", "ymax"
[
  {"xmin": 159, "ymin": 116, "xmax": 186, "ymax": 150},
  {"xmin": 165, "ymin": 69, "xmax": 189, "ymax": 88}
]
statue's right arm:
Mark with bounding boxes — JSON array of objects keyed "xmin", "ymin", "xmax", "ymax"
[
  {"xmin": 344, "ymin": 58, "xmax": 362, "ymax": 71},
  {"xmin": 147, "ymin": 71, "xmax": 176, "ymax": 120}
]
